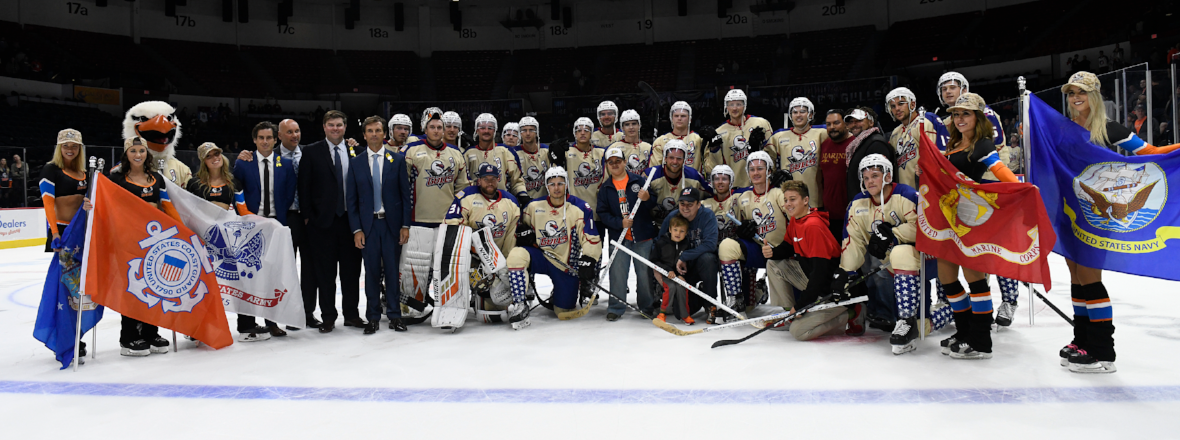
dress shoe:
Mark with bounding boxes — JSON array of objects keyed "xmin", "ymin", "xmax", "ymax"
[
  {"xmin": 318, "ymin": 322, "xmax": 335, "ymax": 333},
  {"xmin": 364, "ymin": 322, "xmax": 380, "ymax": 334},
  {"xmin": 343, "ymin": 318, "xmax": 368, "ymax": 328},
  {"xmin": 267, "ymin": 324, "xmax": 288, "ymax": 337},
  {"xmin": 388, "ymin": 318, "xmax": 407, "ymax": 332},
  {"xmin": 305, "ymin": 316, "xmax": 322, "ymax": 329}
]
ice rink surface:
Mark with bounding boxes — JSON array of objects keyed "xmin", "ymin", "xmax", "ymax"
[{"xmin": 2, "ymin": 244, "xmax": 1178, "ymax": 439}]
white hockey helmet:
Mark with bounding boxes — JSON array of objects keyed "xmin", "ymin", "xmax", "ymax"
[
  {"xmin": 746, "ymin": 150, "xmax": 773, "ymax": 172},
  {"xmin": 663, "ymin": 138, "xmax": 689, "ymax": 158},
  {"xmin": 519, "ymin": 116, "xmax": 539, "ymax": 130},
  {"xmin": 886, "ymin": 87, "xmax": 918, "ymax": 121},
  {"xmin": 475, "ymin": 113, "xmax": 497, "ymax": 132},
  {"xmin": 420, "ymin": 107, "xmax": 443, "ymax": 131},
  {"xmin": 597, "ymin": 100, "xmax": 619, "ymax": 126},
  {"xmin": 858, "ymin": 153, "xmax": 894, "ymax": 193},
  {"xmin": 788, "ymin": 97, "xmax": 815, "ymax": 120},
  {"xmin": 442, "ymin": 111, "xmax": 462, "ymax": 128},
  {"xmin": 573, "ymin": 117, "xmax": 594, "ymax": 135},
  {"xmin": 620, "ymin": 109, "xmax": 641, "ymax": 126},
  {"xmin": 388, "ymin": 113, "xmax": 412, "ymax": 131},
  {"xmin": 711, "ymin": 164, "xmax": 735, "ymax": 185},
  {"xmin": 724, "ymin": 89, "xmax": 748, "ymax": 113},
  {"xmin": 669, "ymin": 101, "xmax": 692, "ymax": 120},
  {"xmin": 545, "ymin": 166, "xmax": 568, "ymax": 185},
  {"xmin": 502, "ymin": 122, "xmax": 520, "ymax": 136},
  {"xmin": 937, "ymin": 72, "xmax": 970, "ymax": 103}
]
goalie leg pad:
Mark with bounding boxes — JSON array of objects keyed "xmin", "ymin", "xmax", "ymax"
[
  {"xmin": 471, "ymin": 227, "xmax": 508, "ymax": 274},
  {"xmin": 400, "ymin": 226, "xmax": 437, "ymax": 316},
  {"xmin": 487, "ymin": 271, "xmax": 514, "ymax": 306},
  {"xmin": 431, "ymin": 224, "xmax": 474, "ymax": 329}
]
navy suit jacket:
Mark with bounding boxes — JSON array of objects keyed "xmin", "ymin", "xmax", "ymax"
[
  {"xmin": 346, "ymin": 148, "xmax": 412, "ymax": 237},
  {"xmin": 233, "ymin": 152, "xmax": 297, "ymax": 225}
]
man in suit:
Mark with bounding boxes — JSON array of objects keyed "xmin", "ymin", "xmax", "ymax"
[
  {"xmin": 232, "ymin": 121, "xmax": 297, "ymax": 338},
  {"xmin": 347, "ymin": 116, "xmax": 412, "ymax": 333},
  {"xmin": 298, "ymin": 110, "xmax": 365, "ymax": 333}
]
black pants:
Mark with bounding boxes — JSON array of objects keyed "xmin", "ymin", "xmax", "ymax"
[
  {"xmin": 120, "ymin": 315, "xmax": 159, "ymax": 345},
  {"xmin": 308, "ymin": 213, "xmax": 362, "ymax": 324},
  {"xmin": 287, "ymin": 210, "xmax": 318, "ymax": 319},
  {"xmin": 236, "ymin": 314, "xmax": 275, "ymax": 332}
]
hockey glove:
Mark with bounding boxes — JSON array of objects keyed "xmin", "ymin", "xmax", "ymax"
[
  {"xmin": 515, "ymin": 221, "xmax": 536, "ymax": 248},
  {"xmin": 650, "ymin": 206, "xmax": 671, "ymax": 225},
  {"xmin": 768, "ymin": 169, "xmax": 793, "ymax": 188},
  {"xmin": 548, "ymin": 139, "xmax": 570, "ymax": 169},
  {"xmin": 867, "ymin": 221, "xmax": 897, "ymax": 260},
  {"xmin": 736, "ymin": 219, "xmax": 759, "ymax": 241},
  {"xmin": 458, "ymin": 132, "xmax": 476, "ymax": 150},
  {"xmin": 516, "ymin": 193, "xmax": 532, "ymax": 210},
  {"xmin": 830, "ymin": 271, "xmax": 854, "ymax": 302},
  {"xmin": 698, "ymin": 126, "xmax": 718, "ymax": 144},
  {"xmin": 719, "ymin": 224, "xmax": 738, "ymax": 241},
  {"xmin": 747, "ymin": 127, "xmax": 767, "ymax": 152},
  {"xmin": 577, "ymin": 255, "xmax": 598, "ymax": 283}
]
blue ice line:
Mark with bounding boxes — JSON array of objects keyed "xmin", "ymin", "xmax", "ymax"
[{"xmin": 1, "ymin": 381, "xmax": 1178, "ymax": 405}]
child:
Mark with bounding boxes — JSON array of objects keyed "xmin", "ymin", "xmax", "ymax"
[{"xmin": 652, "ymin": 214, "xmax": 695, "ymax": 324}]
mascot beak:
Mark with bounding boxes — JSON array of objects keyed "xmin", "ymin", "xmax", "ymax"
[{"xmin": 136, "ymin": 115, "xmax": 178, "ymax": 152}]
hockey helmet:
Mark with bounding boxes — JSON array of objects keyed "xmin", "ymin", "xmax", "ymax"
[
  {"xmin": 669, "ymin": 101, "xmax": 692, "ymax": 119},
  {"xmin": 937, "ymin": 72, "xmax": 970, "ymax": 104},
  {"xmin": 663, "ymin": 138, "xmax": 689, "ymax": 159},
  {"xmin": 620, "ymin": 109, "xmax": 641, "ymax": 126},
  {"xmin": 502, "ymin": 122, "xmax": 520, "ymax": 136},
  {"xmin": 389, "ymin": 113, "xmax": 413, "ymax": 131},
  {"xmin": 597, "ymin": 100, "xmax": 619, "ymax": 126},
  {"xmin": 573, "ymin": 117, "xmax": 594, "ymax": 135},
  {"xmin": 858, "ymin": 153, "xmax": 893, "ymax": 193},
  {"xmin": 442, "ymin": 111, "xmax": 462, "ymax": 127},
  {"xmin": 885, "ymin": 87, "xmax": 918, "ymax": 122},
  {"xmin": 545, "ymin": 166, "xmax": 568, "ymax": 185},
  {"xmin": 475, "ymin": 113, "xmax": 497, "ymax": 132},
  {"xmin": 711, "ymin": 164, "xmax": 735, "ymax": 186},
  {"xmin": 788, "ymin": 97, "xmax": 815, "ymax": 120},
  {"xmin": 746, "ymin": 150, "xmax": 773, "ymax": 172}
]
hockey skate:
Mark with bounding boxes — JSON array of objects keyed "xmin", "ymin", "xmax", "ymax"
[
  {"xmin": 1067, "ymin": 350, "xmax": 1116, "ymax": 374},
  {"xmin": 1059, "ymin": 343, "xmax": 1080, "ymax": 367},
  {"xmin": 890, "ymin": 317, "xmax": 918, "ymax": 355},
  {"xmin": 120, "ymin": 340, "xmax": 150, "ymax": 357},
  {"xmin": 948, "ymin": 342, "xmax": 992, "ymax": 359},
  {"xmin": 995, "ymin": 301, "xmax": 1018, "ymax": 328},
  {"xmin": 508, "ymin": 302, "xmax": 531, "ymax": 330}
]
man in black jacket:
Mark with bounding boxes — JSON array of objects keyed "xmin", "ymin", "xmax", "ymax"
[{"xmin": 843, "ymin": 108, "xmax": 897, "ymax": 203}]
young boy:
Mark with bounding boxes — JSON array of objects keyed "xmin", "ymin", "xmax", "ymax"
[{"xmin": 652, "ymin": 214, "xmax": 695, "ymax": 325}]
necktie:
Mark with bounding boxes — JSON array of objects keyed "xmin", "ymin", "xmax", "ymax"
[
  {"xmin": 372, "ymin": 153, "xmax": 383, "ymax": 214},
  {"xmin": 334, "ymin": 146, "xmax": 345, "ymax": 216},
  {"xmin": 262, "ymin": 158, "xmax": 272, "ymax": 217}
]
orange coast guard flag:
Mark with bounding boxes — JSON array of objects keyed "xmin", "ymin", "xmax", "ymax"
[
  {"xmin": 82, "ymin": 174, "xmax": 233, "ymax": 348},
  {"xmin": 915, "ymin": 132, "xmax": 1056, "ymax": 289}
]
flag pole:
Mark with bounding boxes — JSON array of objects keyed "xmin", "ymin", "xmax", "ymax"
[
  {"xmin": 1018, "ymin": 76, "xmax": 1036, "ymax": 327},
  {"xmin": 72, "ymin": 156, "xmax": 97, "ymax": 372},
  {"xmin": 916, "ymin": 112, "xmax": 927, "ymax": 340}
]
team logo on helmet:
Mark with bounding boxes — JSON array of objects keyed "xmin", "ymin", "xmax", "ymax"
[
  {"xmin": 481, "ymin": 212, "xmax": 510, "ymax": 239},
  {"xmin": 572, "ymin": 160, "xmax": 602, "ymax": 188},
  {"xmin": 425, "ymin": 157, "xmax": 457, "ymax": 188},
  {"xmin": 126, "ymin": 221, "xmax": 212, "ymax": 314},
  {"xmin": 783, "ymin": 142, "xmax": 818, "ymax": 174},
  {"xmin": 538, "ymin": 220, "xmax": 569, "ymax": 248}
]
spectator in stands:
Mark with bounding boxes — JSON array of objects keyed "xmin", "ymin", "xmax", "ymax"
[
  {"xmin": 1079, "ymin": 55, "xmax": 1091, "ymax": 72},
  {"xmin": 1132, "ymin": 104, "xmax": 1157, "ymax": 140},
  {"xmin": 0, "ymin": 158, "xmax": 10, "ymax": 208},
  {"xmin": 1113, "ymin": 43, "xmax": 1125, "ymax": 69},
  {"xmin": 1066, "ymin": 54, "xmax": 1079, "ymax": 74},
  {"xmin": 1097, "ymin": 51, "xmax": 1110, "ymax": 73},
  {"xmin": 1169, "ymin": 44, "xmax": 1180, "ymax": 65},
  {"xmin": 10, "ymin": 154, "xmax": 27, "ymax": 207},
  {"xmin": 1161, "ymin": 122, "xmax": 1174, "ymax": 145}
]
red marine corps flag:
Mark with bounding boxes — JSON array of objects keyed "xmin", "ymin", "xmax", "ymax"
[{"xmin": 915, "ymin": 132, "xmax": 1056, "ymax": 289}]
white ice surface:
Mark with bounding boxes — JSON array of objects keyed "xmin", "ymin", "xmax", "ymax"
[{"xmin": 1, "ymin": 245, "xmax": 1178, "ymax": 438}]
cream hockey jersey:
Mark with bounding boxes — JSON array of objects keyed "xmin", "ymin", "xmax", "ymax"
[
  {"xmin": 404, "ymin": 140, "xmax": 471, "ymax": 225},
  {"xmin": 444, "ymin": 186, "xmax": 521, "ymax": 252},
  {"xmin": 702, "ymin": 187, "xmax": 750, "ymax": 240},
  {"xmin": 644, "ymin": 165, "xmax": 713, "ymax": 215},
  {"xmin": 610, "ymin": 140, "xmax": 654, "ymax": 176},
  {"xmin": 838, "ymin": 183, "xmax": 919, "ymax": 273},
  {"xmin": 157, "ymin": 156, "xmax": 193, "ymax": 184},
  {"xmin": 889, "ymin": 113, "xmax": 948, "ymax": 189},
  {"xmin": 565, "ymin": 145, "xmax": 606, "ymax": 217},
  {"xmin": 769, "ymin": 126, "xmax": 828, "ymax": 208},
  {"xmin": 522, "ymin": 195, "xmax": 603, "ymax": 273},
  {"xmin": 651, "ymin": 131, "xmax": 705, "ymax": 171},
  {"xmin": 591, "ymin": 128, "xmax": 624, "ymax": 149},
  {"xmin": 733, "ymin": 186, "xmax": 789, "ymax": 247},
  {"xmin": 707, "ymin": 115, "xmax": 775, "ymax": 188},
  {"xmin": 464, "ymin": 144, "xmax": 526, "ymax": 196},
  {"xmin": 513, "ymin": 144, "xmax": 550, "ymax": 201}
]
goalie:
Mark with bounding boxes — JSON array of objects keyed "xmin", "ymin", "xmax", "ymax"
[{"xmin": 443, "ymin": 164, "xmax": 528, "ymax": 329}]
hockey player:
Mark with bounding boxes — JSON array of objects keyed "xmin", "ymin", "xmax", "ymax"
[
  {"xmin": 591, "ymin": 101, "xmax": 624, "ymax": 148},
  {"xmin": 507, "ymin": 166, "xmax": 602, "ymax": 315},
  {"xmin": 638, "ymin": 139, "xmax": 712, "ymax": 226},
  {"xmin": 444, "ymin": 164, "xmax": 528, "ymax": 328},
  {"xmin": 769, "ymin": 97, "xmax": 828, "ymax": 208},
  {"xmin": 514, "ymin": 116, "xmax": 551, "ymax": 201},
  {"xmin": 716, "ymin": 151, "xmax": 785, "ymax": 322},
  {"xmin": 610, "ymin": 109, "xmax": 654, "ymax": 176},
  {"xmin": 652, "ymin": 101, "xmax": 705, "ymax": 170},
  {"xmin": 400, "ymin": 108, "xmax": 472, "ymax": 321},
  {"xmin": 775, "ymin": 180, "xmax": 847, "ymax": 341},
  {"xmin": 502, "ymin": 122, "xmax": 521, "ymax": 148},
  {"xmin": 836, "ymin": 154, "xmax": 951, "ymax": 355},
  {"xmin": 386, "ymin": 113, "xmax": 418, "ymax": 153},
  {"xmin": 886, "ymin": 88, "xmax": 947, "ymax": 189},
  {"xmin": 464, "ymin": 113, "xmax": 529, "ymax": 207},
  {"xmin": 549, "ymin": 117, "xmax": 605, "ymax": 218},
  {"xmin": 701, "ymin": 165, "xmax": 748, "ymax": 242},
  {"xmin": 442, "ymin": 111, "xmax": 473, "ymax": 150},
  {"xmin": 706, "ymin": 89, "xmax": 774, "ymax": 188}
]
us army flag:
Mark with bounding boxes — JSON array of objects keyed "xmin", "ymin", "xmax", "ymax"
[{"xmin": 164, "ymin": 179, "xmax": 304, "ymax": 328}]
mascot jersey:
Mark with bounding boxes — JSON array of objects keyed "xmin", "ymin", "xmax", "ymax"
[
  {"xmin": 769, "ymin": 126, "xmax": 828, "ymax": 208},
  {"xmin": 564, "ymin": 145, "xmax": 606, "ymax": 216},
  {"xmin": 839, "ymin": 183, "xmax": 919, "ymax": 273},
  {"xmin": 513, "ymin": 144, "xmax": 550, "ymax": 201},
  {"xmin": 591, "ymin": 128, "xmax": 624, "ymax": 149},
  {"xmin": 404, "ymin": 139, "xmax": 470, "ymax": 225},
  {"xmin": 464, "ymin": 144, "xmax": 526, "ymax": 196},
  {"xmin": 734, "ymin": 186, "xmax": 789, "ymax": 248},
  {"xmin": 609, "ymin": 140, "xmax": 653, "ymax": 176},
  {"xmin": 889, "ymin": 113, "xmax": 947, "ymax": 189},
  {"xmin": 645, "ymin": 165, "xmax": 712, "ymax": 217},
  {"xmin": 522, "ymin": 195, "xmax": 602, "ymax": 271},
  {"xmin": 702, "ymin": 187, "xmax": 749, "ymax": 240},
  {"xmin": 444, "ymin": 186, "xmax": 520, "ymax": 252},
  {"xmin": 707, "ymin": 115, "xmax": 775, "ymax": 188},
  {"xmin": 652, "ymin": 131, "xmax": 705, "ymax": 171}
]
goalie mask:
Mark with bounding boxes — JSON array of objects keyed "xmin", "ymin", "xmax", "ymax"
[
  {"xmin": 421, "ymin": 107, "xmax": 443, "ymax": 131},
  {"xmin": 885, "ymin": 87, "xmax": 918, "ymax": 122}
]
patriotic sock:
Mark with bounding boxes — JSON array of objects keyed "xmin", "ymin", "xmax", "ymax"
[
  {"xmin": 1070, "ymin": 283, "xmax": 1089, "ymax": 348},
  {"xmin": 509, "ymin": 269, "xmax": 529, "ymax": 305},
  {"xmin": 720, "ymin": 261, "xmax": 743, "ymax": 315},
  {"xmin": 998, "ymin": 276, "xmax": 1020, "ymax": 304},
  {"xmin": 893, "ymin": 270, "xmax": 919, "ymax": 320},
  {"xmin": 1084, "ymin": 282, "xmax": 1116, "ymax": 362}
]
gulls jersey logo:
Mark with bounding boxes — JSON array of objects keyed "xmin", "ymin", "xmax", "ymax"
[
  {"xmin": 626, "ymin": 152, "xmax": 647, "ymax": 174},
  {"xmin": 784, "ymin": 142, "xmax": 818, "ymax": 174},
  {"xmin": 203, "ymin": 221, "xmax": 266, "ymax": 281},
  {"xmin": 730, "ymin": 134, "xmax": 751, "ymax": 162},
  {"xmin": 751, "ymin": 201, "xmax": 778, "ymax": 236},
  {"xmin": 127, "ymin": 221, "xmax": 213, "ymax": 313},
  {"xmin": 481, "ymin": 212, "xmax": 510, "ymax": 239},
  {"xmin": 424, "ymin": 157, "xmax": 458, "ymax": 188},
  {"xmin": 538, "ymin": 220, "xmax": 569, "ymax": 248},
  {"xmin": 572, "ymin": 160, "xmax": 603, "ymax": 188},
  {"xmin": 524, "ymin": 162, "xmax": 548, "ymax": 193}
]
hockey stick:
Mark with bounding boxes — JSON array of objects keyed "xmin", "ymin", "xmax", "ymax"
[
  {"xmin": 532, "ymin": 250, "xmax": 598, "ymax": 320},
  {"xmin": 542, "ymin": 249, "xmax": 655, "ymax": 320},
  {"xmin": 638, "ymin": 81, "xmax": 662, "ymax": 141},
  {"xmin": 1023, "ymin": 281, "xmax": 1074, "ymax": 326},
  {"xmin": 710, "ymin": 263, "xmax": 891, "ymax": 348},
  {"xmin": 599, "ymin": 172, "xmax": 656, "ymax": 275},
  {"xmin": 610, "ymin": 238, "xmax": 747, "ymax": 320},
  {"xmin": 652, "ymin": 295, "xmax": 867, "ymax": 336},
  {"xmin": 725, "ymin": 212, "xmax": 808, "ymax": 291}
]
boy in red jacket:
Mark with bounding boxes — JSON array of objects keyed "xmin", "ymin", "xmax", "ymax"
[{"xmin": 766, "ymin": 180, "xmax": 846, "ymax": 340}]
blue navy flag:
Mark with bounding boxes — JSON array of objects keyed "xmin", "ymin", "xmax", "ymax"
[
  {"xmin": 32, "ymin": 206, "xmax": 104, "ymax": 369},
  {"xmin": 1027, "ymin": 94, "xmax": 1180, "ymax": 280}
]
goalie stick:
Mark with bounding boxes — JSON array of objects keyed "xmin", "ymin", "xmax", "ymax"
[
  {"xmin": 725, "ymin": 212, "xmax": 808, "ymax": 291},
  {"xmin": 610, "ymin": 238, "xmax": 747, "ymax": 320},
  {"xmin": 710, "ymin": 262, "xmax": 891, "ymax": 348}
]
